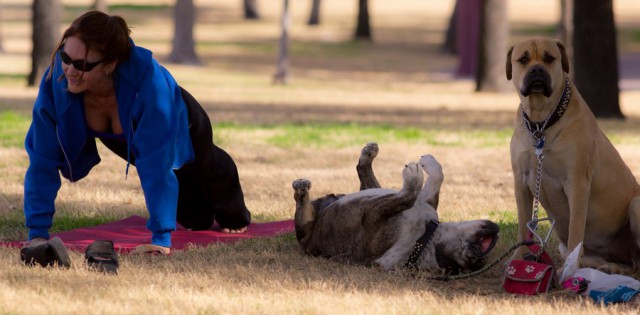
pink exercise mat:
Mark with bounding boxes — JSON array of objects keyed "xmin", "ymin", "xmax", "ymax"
[{"xmin": 1, "ymin": 215, "xmax": 294, "ymax": 253}]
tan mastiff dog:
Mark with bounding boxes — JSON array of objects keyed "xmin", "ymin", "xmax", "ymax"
[{"xmin": 506, "ymin": 38, "xmax": 640, "ymax": 273}]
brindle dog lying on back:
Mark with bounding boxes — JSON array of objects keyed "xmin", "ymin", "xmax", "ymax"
[{"xmin": 292, "ymin": 143, "xmax": 500, "ymax": 274}]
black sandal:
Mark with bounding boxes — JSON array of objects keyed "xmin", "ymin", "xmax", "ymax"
[
  {"xmin": 85, "ymin": 240, "xmax": 119, "ymax": 275},
  {"xmin": 20, "ymin": 237, "xmax": 71, "ymax": 268}
]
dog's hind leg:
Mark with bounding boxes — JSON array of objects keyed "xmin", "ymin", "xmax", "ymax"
[
  {"xmin": 416, "ymin": 154, "xmax": 443, "ymax": 211},
  {"xmin": 628, "ymin": 195, "xmax": 640, "ymax": 263},
  {"xmin": 357, "ymin": 142, "xmax": 381, "ymax": 190},
  {"xmin": 292, "ymin": 179, "xmax": 316, "ymax": 249},
  {"xmin": 580, "ymin": 254, "xmax": 631, "ymax": 274}
]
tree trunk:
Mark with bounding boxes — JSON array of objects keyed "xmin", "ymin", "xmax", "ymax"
[
  {"xmin": 559, "ymin": 0, "xmax": 573, "ymax": 76},
  {"xmin": 244, "ymin": 0, "xmax": 259, "ymax": 20},
  {"xmin": 573, "ymin": 0, "xmax": 621, "ymax": 118},
  {"xmin": 0, "ymin": 2, "xmax": 4, "ymax": 53},
  {"xmin": 354, "ymin": 0, "xmax": 372, "ymax": 41},
  {"xmin": 28, "ymin": 0, "xmax": 61, "ymax": 86},
  {"xmin": 308, "ymin": 0, "xmax": 321, "ymax": 26},
  {"xmin": 454, "ymin": 0, "xmax": 481, "ymax": 77},
  {"xmin": 273, "ymin": 0, "xmax": 289, "ymax": 84},
  {"xmin": 94, "ymin": 0, "xmax": 108, "ymax": 12},
  {"xmin": 441, "ymin": 0, "xmax": 458, "ymax": 55},
  {"xmin": 475, "ymin": 0, "xmax": 509, "ymax": 92},
  {"xmin": 169, "ymin": 0, "xmax": 201, "ymax": 65}
]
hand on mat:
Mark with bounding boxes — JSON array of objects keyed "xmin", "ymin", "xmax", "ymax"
[
  {"xmin": 130, "ymin": 244, "xmax": 171, "ymax": 255},
  {"xmin": 222, "ymin": 226, "xmax": 248, "ymax": 234}
]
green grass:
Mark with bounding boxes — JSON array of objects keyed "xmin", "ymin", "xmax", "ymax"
[
  {"xmin": 215, "ymin": 122, "xmax": 514, "ymax": 149},
  {"xmin": 49, "ymin": 215, "xmax": 127, "ymax": 234},
  {"xmin": 631, "ymin": 28, "xmax": 640, "ymax": 43},
  {"xmin": 0, "ymin": 111, "xmax": 30, "ymax": 148},
  {"xmin": 5, "ymin": 111, "xmax": 640, "ymax": 151}
]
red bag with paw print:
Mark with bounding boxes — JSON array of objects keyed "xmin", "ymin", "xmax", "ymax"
[{"xmin": 502, "ymin": 243, "xmax": 557, "ymax": 295}]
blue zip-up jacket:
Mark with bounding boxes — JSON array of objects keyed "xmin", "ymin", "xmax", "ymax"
[{"xmin": 24, "ymin": 41, "xmax": 195, "ymax": 248}]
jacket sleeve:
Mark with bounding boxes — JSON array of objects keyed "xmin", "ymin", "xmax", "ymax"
[
  {"xmin": 129, "ymin": 65, "xmax": 186, "ymax": 248},
  {"xmin": 24, "ymin": 69, "xmax": 65, "ymax": 241}
]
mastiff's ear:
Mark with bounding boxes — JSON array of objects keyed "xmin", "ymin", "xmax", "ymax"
[
  {"xmin": 506, "ymin": 45, "xmax": 514, "ymax": 80},
  {"xmin": 556, "ymin": 41, "xmax": 570, "ymax": 74}
]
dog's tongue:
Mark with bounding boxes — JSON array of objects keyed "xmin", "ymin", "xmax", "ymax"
[{"xmin": 480, "ymin": 236, "xmax": 493, "ymax": 252}]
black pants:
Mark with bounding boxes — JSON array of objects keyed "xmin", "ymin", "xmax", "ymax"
[{"xmin": 101, "ymin": 87, "xmax": 252, "ymax": 230}]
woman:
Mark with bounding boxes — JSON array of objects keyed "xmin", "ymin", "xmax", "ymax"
[{"xmin": 23, "ymin": 11, "xmax": 251, "ymax": 256}]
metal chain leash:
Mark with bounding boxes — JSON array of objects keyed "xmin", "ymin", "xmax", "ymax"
[
  {"xmin": 520, "ymin": 77, "xmax": 572, "ymax": 228},
  {"xmin": 532, "ymin": 133, "xmax": 545, "ymax": 223}
]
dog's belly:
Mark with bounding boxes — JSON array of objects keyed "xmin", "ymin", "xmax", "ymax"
[
  {"xmin": 332, "ymin": 188, "xmax": 397, "ymax": 206},
  {"xmin": 375, "ymin": 206, "xmax": 434, "ymax": 269},
  {"xmin": 310, "ymin": 188, "xmax": 402, "ymax": 263}
]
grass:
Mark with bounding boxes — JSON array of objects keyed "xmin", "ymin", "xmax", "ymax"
[
  {"xmin": 2, "ymin": 0, "xmax": 640, "ymax": 314},
  {"xmin": 0, "ymin": 111, "xmax": 30, "ymax": 148}
]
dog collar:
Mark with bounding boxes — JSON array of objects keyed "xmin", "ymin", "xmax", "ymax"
[
  {"xmin": 404, "ymin": 219, "xmax": 440, "ymax": 269},
  {"xmin": 520, "ymin": 77, "xmax": 572, "ymax": 147}
]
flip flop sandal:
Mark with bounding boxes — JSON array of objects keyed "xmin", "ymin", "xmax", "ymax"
[
  {"xmin": 85, "ymin": 240, "xmax": 119, "ymax": 275},
  {"xmin": 130, "ymin": 244, "xmax": 171, "ymax": 256},
  {"xmin": 20, "ymin": 237, "xmax": 71, "ymax": 268}
]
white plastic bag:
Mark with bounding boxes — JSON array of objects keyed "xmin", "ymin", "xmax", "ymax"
[{"xmin": 559, "ymin": 242, "xmax": 640, "ymax": 295}]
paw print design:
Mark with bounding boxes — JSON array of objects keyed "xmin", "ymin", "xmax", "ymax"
[
  {"xmin": 507, "ymin": 265, "xmax": 516, "ymax": 275},
  {"xmin": 525, "ymin": 265, "xmax": 535, "ymax": 273},
  {"xmin": 535, "ymin": 271, "xmax": 546, "ymax": 279}
]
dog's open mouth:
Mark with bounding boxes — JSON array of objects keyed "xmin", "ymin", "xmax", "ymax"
[
  {"xmin": 478, "ymin": 234, "xmax": 498, "ymax": 257},
  {"xmin": 473, "ymin": 222, "xmax": 499, "ymax": 258},
  {"xmin": 521, "ymin": 78, "xmax": 552, "ymax": 97}
]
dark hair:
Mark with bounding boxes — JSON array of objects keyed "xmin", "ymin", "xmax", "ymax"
[{"xmin": 47, "ymin": 10, "xmax": 132, "ymax": 80}]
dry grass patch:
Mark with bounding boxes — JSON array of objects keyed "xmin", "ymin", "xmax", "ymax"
[{"xmin": 2, "ymin": 0, "xmax": 640, "ymax": 313}]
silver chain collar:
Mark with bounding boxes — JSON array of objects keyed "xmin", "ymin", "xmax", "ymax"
[{"xmin": 519, "ymin": 77, "xmax": 572, "ymax": 225}]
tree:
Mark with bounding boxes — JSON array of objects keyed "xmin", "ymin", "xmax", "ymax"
[
  {"xmin": 168, "ymin": 0, "xmax": 201, "ymax": 65},
  {"xmin": 454, "ymin": 0, "xmax": 480, "ymax": 77},
  {"xmin": 273, "ymin": 0, "xmax": 290, "ymax": 84},
  {"xmin": 244, "ymin": 0, "xmax": 259, "ymax": 20},
  {"xmin": 28, "ymin": 0, "xmax": 61, "ymax": 86},
  {"xmin": 573, "ymin": 0, "xmax": 621, "ymax": 118},
  {"xmin": 475, "ymin": 0, "xmax": 509, "ymax": 92},
  {"xmin": 308, "ymin": 0, "xmax": 321, "ymax": 26},
  {"xmin": 559, "ymin": 0, "xmax": 573, "ymax": 72},
  {"xmin": 441, "ymin": 1, "xmax": 458, "ymax": 55},
  {"xmin": 0, "ymin": 2, "xmax": 4, "ymax": 53},
  {"xmin": 354, "ymin": 0, "xmax": 372, "ymax": 41},
  {"xmin": 94, "ymin": 0, "xmax": 108, "ymax": 12}
]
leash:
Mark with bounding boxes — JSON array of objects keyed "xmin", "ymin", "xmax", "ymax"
[
  {"xmin": 422, "ymin": 220, "xmax": 555, "ymax": 281},
  {"xmin": 519, "ymin": 77, "xmax": 570, "ymax": 244},
  {"xmin": 419, "ymin": 82, "xmax": 573, "ymax": 281}
]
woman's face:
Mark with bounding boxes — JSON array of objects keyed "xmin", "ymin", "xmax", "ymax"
[{"xmin": 61, "ymin": 36, "xmax": 116, "ymax": 94}]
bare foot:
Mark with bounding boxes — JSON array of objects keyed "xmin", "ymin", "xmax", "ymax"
[
  {"xmin": 130, "ymin": 244, "xmax": 171, "ymax": 255},
  {"xmin": 222, "ymin": 226, "xmax": 248, "ymax": 234}
]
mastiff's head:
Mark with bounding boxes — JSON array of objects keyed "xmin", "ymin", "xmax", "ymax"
[{"xmin": 506, "ymin": 39, "xmax": 570, "ymax": 98}]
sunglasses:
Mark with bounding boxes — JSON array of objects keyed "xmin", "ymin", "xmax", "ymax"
[{"xmin": 59, "ymin": 49, "xmax": 106, "ymax": 72}]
